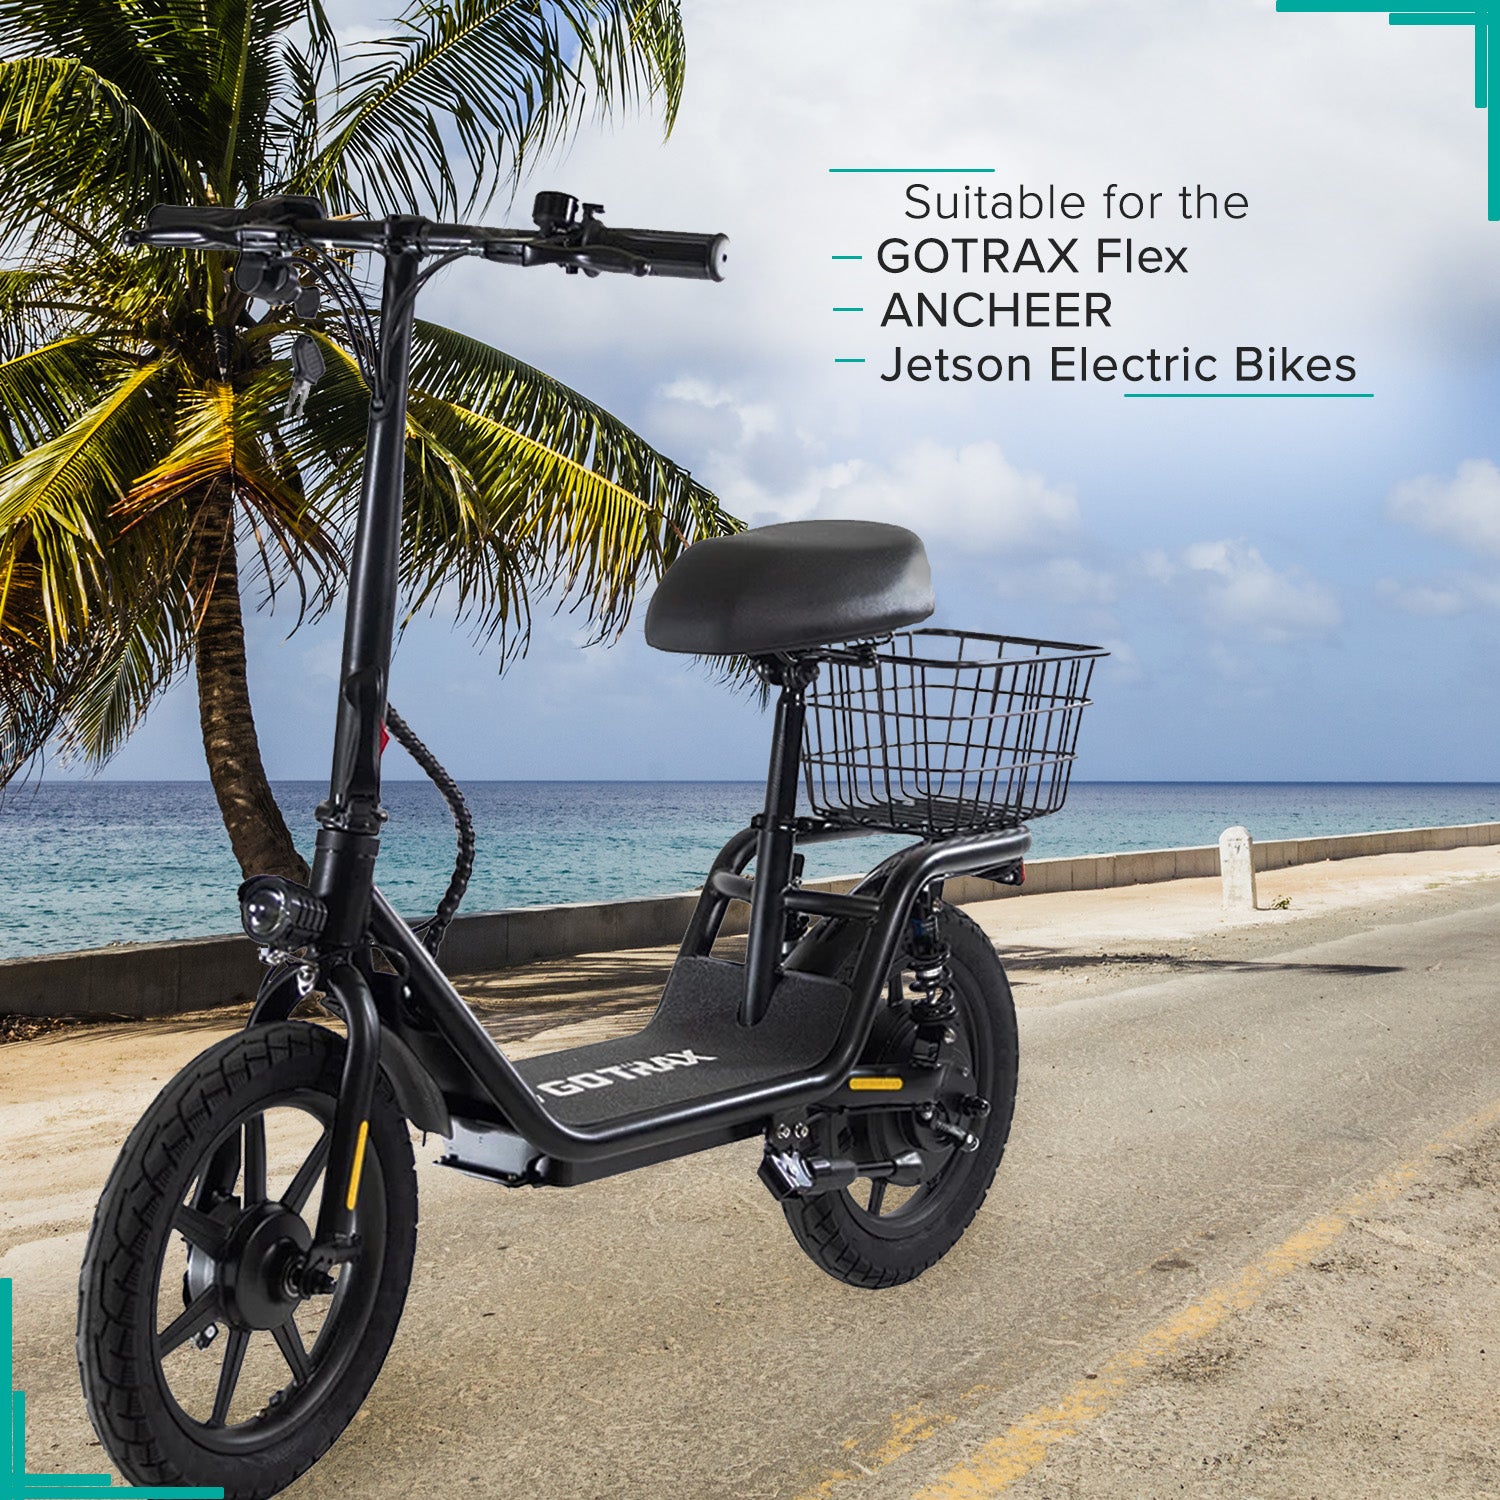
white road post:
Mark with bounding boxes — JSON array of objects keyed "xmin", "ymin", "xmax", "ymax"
[{"xmin": 1220, "ymin": 826, "xmax": 1257, "ymax": 911}]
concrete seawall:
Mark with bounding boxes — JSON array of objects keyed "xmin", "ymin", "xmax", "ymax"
[{"xmin": 5, "ymin": 820, "xmax": 1497, "ymax": 1021}]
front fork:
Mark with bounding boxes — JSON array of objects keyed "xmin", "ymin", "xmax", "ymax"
[{"xmin": 248, "ymin": 957, "xmax": 383, "ymax": 1290}]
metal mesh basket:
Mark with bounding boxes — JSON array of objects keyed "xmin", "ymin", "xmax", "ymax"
[{"xmin": 801, "ymin": 628, "xmax": 1105, "ymax": 837}]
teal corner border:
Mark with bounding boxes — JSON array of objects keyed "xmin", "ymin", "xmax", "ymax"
[
  {"xmin": 1278, "ymin": 1, "xmax": 1500, "ymax": 219},
  {"xmin": 3, "ymin": 1280, "xmax": 223, "ymax": 1499}
]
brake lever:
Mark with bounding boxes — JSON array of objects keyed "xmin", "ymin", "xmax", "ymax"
[
  {"xmin": 517, "ymin": 240, "xmax": 650, "ymax": 277},
  {"xmin": 571, "ymin": 246, "xmax": 651, "ymax": 277}
]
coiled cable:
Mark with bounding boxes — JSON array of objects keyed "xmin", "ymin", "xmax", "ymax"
[{"xmin": 382, "ymin": 705, "xmax": 475, "ymax": 957}]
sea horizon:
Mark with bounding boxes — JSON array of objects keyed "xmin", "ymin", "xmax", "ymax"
[
  {"xmin": 12, "ymin": 776, "xmax": 1500, "ymax": 785},
  {"xmin": 2, "ymin": 779, "xmax": 1497, "ymax": 961}
]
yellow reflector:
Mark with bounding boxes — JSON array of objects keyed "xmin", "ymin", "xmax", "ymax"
[
  {"xmin": 345, "ymin": 1120, "xmax": 371, "ymax": 1211},
  {"xmin": 849, "ymin": 1077, "xmax": 904, "ymax": 1092}
]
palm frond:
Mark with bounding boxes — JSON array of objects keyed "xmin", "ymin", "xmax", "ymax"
[
  {"xmin": 559, "ymin": 0, "xmax": 685, "ymax": 136},
  {"xmin": 0, "ymin": 528, "xmax": 191, "ymax": 778},
  {"xmin": 54, "ymin": 581, "xmax": 193, "ymax": 762},
  {"xmin": 0, "ymin": 267, "xmax": 72, "ymax": 358},
  {"xmin": 0, "ymin": 358, "xmax": 174, "ymax": 645},
  {"xmin": 401, "ymin": 318, "xmax": 735, "ymax": 645},
  {"xmin": 270, "ymin": 35, "xmax": 326, "ymax": 183},
  {"xmin": 123, "ymin": 370, "xmax": 343, "ymax": 614},
  {"xmin": 0, "ymin": 630, "xmax": 93, "ymax": 779},
  {"xmin": 0, "ymin": 334, "xmax": 126, "ymax": 462},
  {"xmin": 0, "ymin": 0, "xmax": 208, "ymax": 152},
  {"xmin": 298, "ymin": 0, "xmax": 686, "ymax": 217},
  {"xmin": 205, "ymin": 0, "xmax": 320, "ymax": 199},
  {"xmin": 279, "ymin": 315, "xmax": 734, "ymax": 650},
  {"xmin": 0, "ymin": 56, "xmax": 199, "ymax": 233},
  {"xmin": 0, "ymin": 540, "xmax": 83, "ymax": 776}
]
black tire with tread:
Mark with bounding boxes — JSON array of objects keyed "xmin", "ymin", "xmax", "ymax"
[
  {"xmin": 781, "ymin": 903, "xmax": 1018, "ymax": 1289},
  {"xmin": 77, "ymin": 1020, "xmax": 417, "ymax": 1500}
]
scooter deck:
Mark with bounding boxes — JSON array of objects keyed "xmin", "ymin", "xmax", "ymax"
[{"xmin": 513, "ymin": 955, "xmax": 851, "ymax": 1127}]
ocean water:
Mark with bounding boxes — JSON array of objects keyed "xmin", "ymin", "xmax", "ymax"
[{"xmin": 0, "ymin": 780, "xmax": 1496, "ymax": 961}]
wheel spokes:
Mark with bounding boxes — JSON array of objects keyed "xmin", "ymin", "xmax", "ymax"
[
  {"xmin": 174, "ymin": 1204, "xmax": 229, "ymax": 1257},
  {"xmin": 208, "ymin": 1327, "xmax": 250, "ymax": 1428},
  {"xmin": 158, "ymin": 1287, "xmax": 221, "ymax": 1359},
  {"xmin": 244, "ymin": 1116, "xmax": 268, "ymax": 1205},
  {"xmin": 272, "ymin": 1319, "xmax": 311, "ymax": 1385},
  {"xmin": 204, "ymin": 1132, "xmax": 242, "ymax": 1196},
  {"xmin": 282, "ymin": 1129, "xmax": 331, "ymax": 1215}
]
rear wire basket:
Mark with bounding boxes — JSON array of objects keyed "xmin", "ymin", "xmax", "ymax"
[{"xmin": 801, "ymin": 628, "xmax": 1106, "ymax": 837}]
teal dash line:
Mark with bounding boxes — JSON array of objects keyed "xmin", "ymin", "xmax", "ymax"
[
  {"xmin": 834, "ymin": 357, "xmax": 866, "ymax": 363},
  {"xmin": 830, "ymin": 254, "xmax": 862, "ymax": 260},
  {"xmin": 5, "ymin": 1278, "xmax": 225, "ymax": 1498},
  {"xmin": 828, "ymin": 167, "xmax": 995, "ymax": 174},
  {"xmin": 1122, "ymin": 392, "xmax": 1375, "ymax": 398},
  {"xmin": 832, "ymin": 306, "xmax": 863, "ymax": 312},
  {"xmin": 1278, "ymin": 1, "xmax": 1498, "ymax": 216}
]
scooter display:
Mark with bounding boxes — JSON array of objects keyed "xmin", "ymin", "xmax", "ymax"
[{"xmin": 75, "ymin": 192, "xmax": 1104, "ymax": 1499}]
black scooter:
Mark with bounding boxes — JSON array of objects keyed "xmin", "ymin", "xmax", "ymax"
[{"xmin": 76, "ymin": 192, "xmax": 1103, "ymax": 1499}]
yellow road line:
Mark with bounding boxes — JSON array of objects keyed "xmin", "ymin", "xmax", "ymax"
[
  {"xmin": 792, "ymin": 1094, "xmax": 1500, "ymax": 1500},
  {"xmin": 795, "ymin": 1403, "xmax": 970, "ymax": 1500},
  {"xmin": 915, "ymin": 1094, "xmax": 1500, "ymax": 1499}
]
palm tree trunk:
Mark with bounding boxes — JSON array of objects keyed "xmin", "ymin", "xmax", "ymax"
[{"xmin": 191, "ymin": 485, "xmax": 309, "ymax": 882}]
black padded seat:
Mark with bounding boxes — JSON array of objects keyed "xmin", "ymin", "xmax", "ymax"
[{"xmin": 644, "ymin": 519, "xmax": 933, "ymax": 656}]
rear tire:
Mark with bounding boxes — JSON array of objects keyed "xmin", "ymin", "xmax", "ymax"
[
  {"xmin": 77, "ymin": 1021, "xmax": 417, "ymax": 1500},
  {"xmin": 782, "ymin": 903, "xmax": 1018, "ymax": 1288}
]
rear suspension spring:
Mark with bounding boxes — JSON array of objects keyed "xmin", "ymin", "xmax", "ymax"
[{"xmin": 906, "ymin": 888, "xmax": 955, "ymax": 1023}]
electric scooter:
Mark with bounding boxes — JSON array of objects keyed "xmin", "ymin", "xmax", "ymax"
[{"xmin": 76, "ymin": 193, "xmax": 1104, "ymax": 1499}]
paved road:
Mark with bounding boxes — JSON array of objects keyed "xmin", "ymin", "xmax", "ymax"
[{"xmin": 7, "ymin": 873, "xmax": 1500, "ymax": 1497}]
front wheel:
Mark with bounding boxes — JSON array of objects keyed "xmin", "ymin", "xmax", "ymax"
[
  {"xmin": 781, "ymin": 903, "xmax": 1018, "ymax": 1289},
  {"xmin": 77, "ymin": 1021, "xmax": 418, "ymax": 1500}
]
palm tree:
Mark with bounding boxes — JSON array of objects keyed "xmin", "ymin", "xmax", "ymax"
[{"xmin": 0, "ymin": 0, "xmax": 736, "ymax": 881}]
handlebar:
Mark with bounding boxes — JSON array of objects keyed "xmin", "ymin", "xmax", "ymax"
[{"xmin": 127, "ymin": 194, "xmax": 729, "ymax": 281}]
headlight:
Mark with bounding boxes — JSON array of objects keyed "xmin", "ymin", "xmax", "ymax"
[{"xmin": 238, "ymin": 876, "xmax": 328, "ymax": 949}]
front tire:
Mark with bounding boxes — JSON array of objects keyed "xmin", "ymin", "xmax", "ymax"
[
  {"xmin": 77, "ymin": 1021, "xmax": 417, "ymax": 1500},
  {"xmin": 782, "ymin": 903, "xmax": 1018, "ymax": 1288}
]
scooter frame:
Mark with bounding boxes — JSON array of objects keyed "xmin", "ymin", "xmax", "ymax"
[{"xmin": 144, "ymin": 207, "xmax": 1030, "ymax": 1278}]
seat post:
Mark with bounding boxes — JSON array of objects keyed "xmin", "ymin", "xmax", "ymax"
[{"xmin": 741, "ymin": 657, "xmax": 815, "ymax": 1025}]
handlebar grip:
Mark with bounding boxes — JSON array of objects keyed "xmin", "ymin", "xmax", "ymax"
[
  {"xmin": 133, "ymin": 204, "xmax": 245, "ymax": 249},
  {"xmin": 130, "ymin": 196, "xmax": 328, "ymax": 249},
  {"xmin": 582, "ymin": 224, "xmax": 729, "ymax": 281}
]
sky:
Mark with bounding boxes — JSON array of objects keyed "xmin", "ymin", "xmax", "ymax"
[{"xmin": 88, "ymin": 0, "xmax": 1500, "ymax": 783}]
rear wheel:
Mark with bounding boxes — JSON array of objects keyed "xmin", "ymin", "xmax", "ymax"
[
  {"xmin": 78, "ymin": 1021, "xmax": 417, "ymax": 1500},
  {"xmin": 782, "ymin": 903, "xmax": 1018, "ymax": 1288}
]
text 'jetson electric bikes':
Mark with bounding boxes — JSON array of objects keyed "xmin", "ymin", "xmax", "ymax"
[{"xmin": 75, "ymin": 192, "xmax": 1104, "ymax": 1499}]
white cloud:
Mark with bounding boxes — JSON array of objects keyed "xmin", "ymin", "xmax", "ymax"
[
  {"xmin": 1138, "ymin": 550, "xmax": 1176, "ymax": 585},
  {"xmin": 804, "ymin": 441, "xmax": 1078, "ymax": 547},
  {"xmin": 657, "ymin": 377, "xmax": 777, "ymax": 442},
  {"xmin": 1099, "ymin": 636, "xmax": 1143, "ymax": 684},
  {"xmin": 1152, "ymin": 539, "xmax": 1342, "ymax": 643},
  {"xmin": 1377, "ymin": 578, "xmax": 1468, "ymax": 617},
  {"xmin": 1378, "ymin": 572, "xmax": 1500, "ymax": 615},
  {"xmin": 998, "ymin": 556, "xmax": 1119, "ymax": 606},
  {"xmin": 715, "ymin": 438, "xmax": 1079, "ymax": 551},
  {"xmin": 1387, "ymin": 458, "xmax": 1500, "ymax": 557}
]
